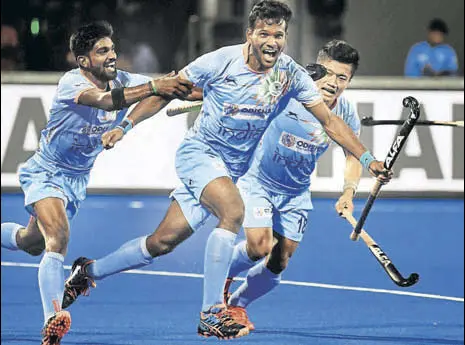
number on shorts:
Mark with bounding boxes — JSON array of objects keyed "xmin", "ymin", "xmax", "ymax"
[{"xmin": 297, "ymin": 214, "xmax": 308, "ymax": 234}]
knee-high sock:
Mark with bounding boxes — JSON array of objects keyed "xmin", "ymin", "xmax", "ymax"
[
  {"xmin": 88, "ymin": 236, "xmax": 153, "ymax": 280},
  {"xmin": 202, "ymin": 228, "xmax": 237, "ymax": 312},
  {"xmin": 38, "ymin": 252, "xmax": 65, "ymax": 323},
  {"xmin": 228, "ymin": 240, "xmax": 256, "ymax": 278},
  {"xmin": 228, "ymin": 261, "xmax": 281, "ymax": 308},
  {"xmin": 1, "ymin": 223, "xmax": 23, "ymax": 250}
]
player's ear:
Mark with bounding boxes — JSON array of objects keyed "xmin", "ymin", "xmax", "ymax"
[
  {"xmin": 77, "ymin": 55, "xmax": 89, "ymax": 69},
  {"xmin": 246, "ymin": 28, "xmax": 253, "ymax": 42}
]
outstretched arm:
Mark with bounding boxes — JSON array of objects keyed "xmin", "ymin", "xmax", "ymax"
[
  {"xmin": 78, "ymin": 73, "xmax": 193, "ymax": 111},
  {"xmin": 304, "ymin": 102, "xmax": 390, "ymax": 182},
  {"xmin": 335, "ymin": 151, "xmax": 363, "ymax": 215}
]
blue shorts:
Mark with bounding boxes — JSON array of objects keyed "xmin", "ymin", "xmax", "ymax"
[
  {"xmin": 237, "ymin": 175, "xmax": 313, "ymax": 242},
  {"xmin": 18, "ymin": 154, "xmax": 89, "ymax": 221},
  {"xmin": 175, "ymin": 138, "xmax": 232, "ymax": 202}
]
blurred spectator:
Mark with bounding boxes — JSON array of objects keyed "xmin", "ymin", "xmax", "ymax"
[
  {"xmin": 132, "ymin": 42, "xmax": 160, "ymax": 73},
  {"xmin": 404, "ymin": 18, "xmax": 458, "ymax": 77},
  {"xmin": 1, "ymin": 24, "xmax": 23, "ymax": 70}
]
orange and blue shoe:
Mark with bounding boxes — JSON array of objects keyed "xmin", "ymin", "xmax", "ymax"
[
  {"xmin": 223, "ymin": 277, "xmax": 234, "ymax": 305},
  {"xmin": 41, "ymin": 310, "xmax": 71, "ymax": 345},
  {"xmin": 197, "ymin": 305, "xmax": 250, "ymax": 339},
  {"xmin": 227, "ymin": 305, "xmax": 255, "ymax": 331},
  {"xmin": 62, "ymin": 257, "xmax": 96, "ymax": 309}
]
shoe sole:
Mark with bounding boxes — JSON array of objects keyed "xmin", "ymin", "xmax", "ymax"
[
  {"xmin": 197, "ymin": 326, "xmax": 249, "ymax": 340},
  {"xmin": 42, "ymin": 311, "xmax": 71, "ymax": 343}
]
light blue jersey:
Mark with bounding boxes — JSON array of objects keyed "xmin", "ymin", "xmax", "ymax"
[
  {"xmin": 404, "ymin": 41, "xmax": 458, "ymax": 77},
  {"xmin": 237, "ymin": 94, "xmax": 360, "ymax": 242},
  {"xmin": 179, "ymin": 43, "xmax": 322, "ymax": 179},
  {"xmin": 20, "ymin": 68, "xmax": 151, "ymax": 219},
  {"xmin": 246, "ymin": 95, "xmax": 360, "ymax": 196},
  {"xmin": 36, "ymin": 68, "xmax": 151, "ymax": 174}
]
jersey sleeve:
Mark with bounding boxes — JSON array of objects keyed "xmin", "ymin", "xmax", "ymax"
[
  {"xmin": 55, "ymin": 72, "xmax": 95, "ymax": 105},
  {"xmin": 179, "ymin": 48, "xmax": 227, "ymax": 88},
  {"xmin": 291, "ymin": 65, "xmax": 323, "ymax": 107},
  {"xmin": 445, "ymin": 47, "xmax": 459, "ymax": 73},
  {"xmin": 404, "ymin": 45, "xmax": 422, "ymax": 77},
  {"xmin": 120, "ymin": 71, "xmax": 152, "ymax": 87},
  {"xmin": 343, "ymin": 100, "xmax": 361, "ymax": 137}
]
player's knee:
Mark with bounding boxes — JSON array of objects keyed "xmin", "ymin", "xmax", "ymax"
[
  {"xmin": 220, "ymin": 203, "xmax": 245, "ymax": 232},
  {"xmin": 42, "ymin": 222, "xmax": 69, "ymax": 253},
  {"xmin": 248, "ymin": 239, "xmax": 273, "ymax": 261},
  {"xmin": 25, "ymin": 245, "xmax": 45, "ymax": 256},
  {"xmin": 146, "ymin": 233, "xmax": 177, "ymax": 257}
]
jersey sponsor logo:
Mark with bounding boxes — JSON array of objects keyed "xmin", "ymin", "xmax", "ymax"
[
  {"xmin": 80, "ymin": 125, "xmax": 111, "ymax": 135},
  {"xmin": 222, "ymin": 103, "xmax": 273, "ymax": 120},
  {"xmin": 253, "ymin": 206, "xmax": 273, "ymax": 219},
  {"xmin": 279, "ymin": 131, "xmax": 322, "ymax": 154}
]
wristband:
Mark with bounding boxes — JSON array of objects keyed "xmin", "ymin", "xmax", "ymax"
[
  {"xmin": 149, "ymin": 80, "xmax": 158, "ymax": 95},
  {"xmin": 359, "ymin": 151, "xmax": 375, "ymax": 170},
  {"xmin": 116, "ymin": 118, "xmax": 134, "ymax": 135}
]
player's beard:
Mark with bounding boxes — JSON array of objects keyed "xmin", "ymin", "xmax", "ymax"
[
  {"xmin": 251, "ymin": 44, "xmax": 282, "ymax": 70},
  {"xmin": 92, "ymin": 65, "xmax": 117, "ymax": 82}
]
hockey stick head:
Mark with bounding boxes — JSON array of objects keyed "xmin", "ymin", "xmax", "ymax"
[
  {"xmin": 402, "ymin": 96, "xmax": 419, "ymax": 110},
  {"xmin": 305, "ymin": 63, "xmax": 328, "ymax": 81},
  {"xmin": 390, "ymin": 270, "xmax": 420, "ymax": 288}
]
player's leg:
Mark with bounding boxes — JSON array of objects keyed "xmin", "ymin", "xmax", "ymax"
[
  {"xmin": 2, "ymin": 216, "xmax": 45, "ymax": 256},
  {"xmin": 62, "ymin": 185, "xmax": 209, "ymax": 308},
  {"xmin": 226, "ymin": 177, "xmax": 274, "ymax": 304},
  {"xmin": 228, "ymin": 193, "xmax": 311, "ymax": 328},
  {"xmin": 34, "ymin": 197, "xmax": 72, "ymax": 345}
]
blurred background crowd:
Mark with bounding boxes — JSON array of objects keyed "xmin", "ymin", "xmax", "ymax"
[{"xmin": 1, "ymin": 0, "xmax": 464, "ymax": 76}]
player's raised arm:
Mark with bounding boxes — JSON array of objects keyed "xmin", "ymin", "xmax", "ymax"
[
  {"xmin": 304, "ymin": 102, "xmax": 390, "ymax": 182},
  {"xmin": 77, "ymin": 73, "xmax": 194, "ymax": 112}
]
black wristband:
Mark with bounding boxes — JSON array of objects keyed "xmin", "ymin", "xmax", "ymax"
[{"xmin": 111, "ymin": 87, "xmax": 126, "ymax": 110}]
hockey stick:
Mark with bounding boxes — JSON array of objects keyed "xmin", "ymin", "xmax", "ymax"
[
  {"xmin": 361, "ymin": 117, "xmax": 463, "ymax": 128},
  {"xmin": 166, "ymin": 101, "xmax": 203, "ymax": 117},
  {"xmin": 165, "ymin": 64, "xmax": 328, "ymax": 117},
  {"xmin": 343, "ymin": 210, "xmax": 419, "ymax": 287},
  {"xmin": 350, "ymin": 96, "xmax": 421, "ymax": 241}
]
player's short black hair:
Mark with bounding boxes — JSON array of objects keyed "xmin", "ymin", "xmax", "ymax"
[
  {"xmin": 248, "ymin": 0, "xmax": 292, "ymax": 30},
  {"xmin": 317, "ymin": 39, "xmax": 360, "ymax": 77},
  {"xmin": 69, "ymin": 21, "xmax": 114, "ymax": 57},
  {"xmin": 428, "ymin": 18, "xmax": 449, "ymax": 35}
]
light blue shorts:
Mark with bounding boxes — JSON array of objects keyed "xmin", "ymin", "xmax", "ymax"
[
  {"xmin": 170, "ymin": 185, "xmax": 212, "ymax": 231},
  {"xmin": 18, "ymin": 154, "xmax": 89, "ymax": 221},
  {"xmin": 175, "ymin": 138, "xmax": 232, "ymax": 202},
  {"xmin": 237, "ymin": 175, "xmax": 313, "ymax": 242}
]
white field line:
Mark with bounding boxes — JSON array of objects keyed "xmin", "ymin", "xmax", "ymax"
[{"xmin": 2, "ymin": 261, "xmax": 463, "ymax": 303}]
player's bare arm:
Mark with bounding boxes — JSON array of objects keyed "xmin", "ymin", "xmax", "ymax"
[
  {"xmin": 304, "ymin": 102, "xmax": 391, "ymax": 182},
  {"xmin": 335, "ymin": 151, "xmax": 362, "ymax": 215},
  {"xmin": 77, "ymin": 74, "xmax": 194, "ymax": 112},
  {"xmin": 101, "ymin": 95, "xmax": 171, "ymax": 149}
]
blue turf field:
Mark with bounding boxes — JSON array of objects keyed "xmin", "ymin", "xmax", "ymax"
[{"xmin": 1, "ymin": 193, "xmax": 464, "ymax": 345}]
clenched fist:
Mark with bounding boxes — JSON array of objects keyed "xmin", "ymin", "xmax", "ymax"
[
  {"xmin": 368, "ymin": 161, "xmax": 393, "ymax": 184},
  {"xmin": 101, "ymin": 128, "xmax": 124, "ymax": 150}
]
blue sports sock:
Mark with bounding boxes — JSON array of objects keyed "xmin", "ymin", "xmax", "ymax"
[
  {"xmin": 1, "ymin": 223, "xmax": 23, "ymax": 251},
  {"xmin": 88, "ymin": 236, "xmax": 153, "ymax": 280},
  {"xmin": 229, "ymin": 261, "xmax": 281, "ymax": 308},
  {"xmin": 202, "ymin": 228, "xmax": 237, "ymax": 312},
  {"xmin": 228, "ymin": 240, "xmax": 256, "ymax": 278},
  {"xmin": 38, "ymin": 252, "xmax": 65, "ymax": 323}
]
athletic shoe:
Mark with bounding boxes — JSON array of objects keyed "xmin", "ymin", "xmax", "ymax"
[
  {"xmin": 197, "ymin": 305, "xmax": 249, "ymax": 339},
  {"xmin": 62, "ymin": 257, "xmax": 96, "ymax": 309},
  {"xmin": 227, "ymin": 305, "xmax": 255, "ymax": 331},
  {"xmin": 41, "ymin": 310, "xmax": 71, "ymax": 345}
]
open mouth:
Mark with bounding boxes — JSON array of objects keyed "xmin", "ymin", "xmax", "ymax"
[
  {"xmin": 322, "ymin": 87, "xmax": 336, "ymax": 95},
  {"xmin": 262, "ymin": 48, "xmax": 278, "ymax": 62},
  {"xmin": 104, "ymin": 61, "xmax": 116, "ymax": 72}
]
